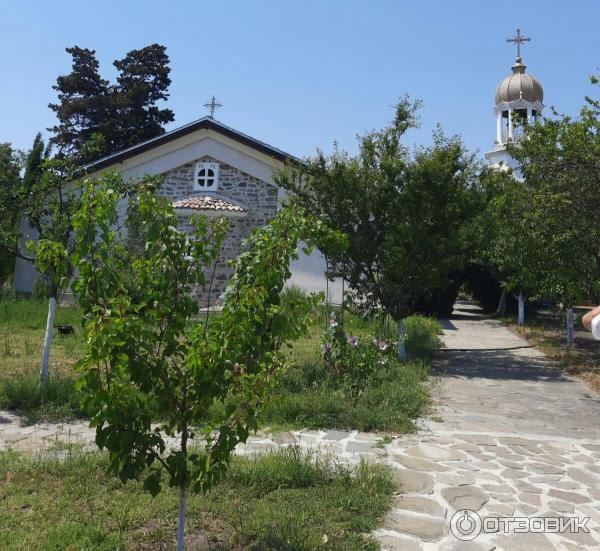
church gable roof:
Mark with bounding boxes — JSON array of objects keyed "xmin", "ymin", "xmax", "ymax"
[{"xmin": 87, "ymin": 117, "xmax": 299, "ymax": 173}]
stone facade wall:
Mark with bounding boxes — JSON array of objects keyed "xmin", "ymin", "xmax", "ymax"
[{"xmin": 157, "ymin": 156, "xmax": 279, "ymax": 306}]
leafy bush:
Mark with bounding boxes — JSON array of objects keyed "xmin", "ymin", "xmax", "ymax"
[
  {"xmin": 320, "ymin": 312, "xmax": 393, "ymax": 401},
  {"xmin": 404, "ymin": 314, "xmax": 442, "ymax": 358}
]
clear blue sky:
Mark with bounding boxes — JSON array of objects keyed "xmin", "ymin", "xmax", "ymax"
[{"xmin": 1, "ymin": 0, "xmax": 599, "ymax": 160}]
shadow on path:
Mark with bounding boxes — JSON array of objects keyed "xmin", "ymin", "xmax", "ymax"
[{"xmin": 434, "ymin": 348, "xmax": 568, "ymax": 383}]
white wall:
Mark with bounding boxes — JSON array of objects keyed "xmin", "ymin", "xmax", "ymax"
[
  {"xmin": 287, "ymin": 248, "xmax": 344, "ymax": 305},
  {"xmin": 13, "ymin": 217, "xmax": 39, "ymax": 294}
]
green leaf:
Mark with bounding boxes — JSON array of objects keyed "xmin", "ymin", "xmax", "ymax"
[{"xmin": 143, "ymin": 473, "xmax": 162, "ymax": 497}]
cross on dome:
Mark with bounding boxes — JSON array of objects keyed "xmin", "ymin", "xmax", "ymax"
[{"xmin": 506, "ymin": 28, "xmax": 531, "ymax": 61}]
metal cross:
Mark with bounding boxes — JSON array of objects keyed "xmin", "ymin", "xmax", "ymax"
[
  {"xmin": 204, "ymin": 95, "xmax": 222, "ymax": 118},
  {"xmin": 506, "ymin": 28, "xmax": 531, "ymax": 59}
]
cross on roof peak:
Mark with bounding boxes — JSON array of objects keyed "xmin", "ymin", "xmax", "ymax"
[
  {"xmin": 204, "ymin": 95, "xmax": 222, "ymax": 118},
  {"xmin": 506, "ymin": 28, "xmax": 531, "ymax": 61}
]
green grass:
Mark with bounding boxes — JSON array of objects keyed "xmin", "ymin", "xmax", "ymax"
[
  {"xmin": 258, "ymin": 311, "xmax": 438, "ymax": 432},
  {"xmin": 261, "ymin": 359, "xmax": 429, "ymax": 432},
  {"xmin": 0, "ymin": 447, "xmax": 395, "ymax": 551},
  {"xmin": 0, "ymin": 298, "xmax": 84, "ymax": 424},
  {"xmin": 0, "ymin": 298, "xmax": 438, "ymax": 432},
  {"xmin": 405, "ymin": 314, "xmax": 443, "ymax": 359},
  {"xmin": 0, "ymin": 296, "xmax": 82, "ymax": 329},
  {"xmin": 0, "ymin": 372, "xmax": 81, "ymax": 424}
]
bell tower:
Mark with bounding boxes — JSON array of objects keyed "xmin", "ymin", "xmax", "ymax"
[{"xmin": 486, "ymin": 29, "xmax": 544, "ymax": 172}]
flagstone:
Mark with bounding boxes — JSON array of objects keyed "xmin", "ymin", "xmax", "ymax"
[
  {"xmin": 499, "ymin": 467, "xmax": 528, "ymax": 479},
  {"xmin": 518, "ymin": 491, "xmax": 541, "ymax": 506},
  {"xmin": 394, "ymin": 454, "xmax": 450, "ymax": 472},
  {"xmin": 395, "ymin": 495, "xmax": 446, "ymax": 517},
  {"xmin": 492, "ymin": 532, "xmax": 554, "ymax": 550},
  {"xmin": 455, "ymin": 434, "xmax": 497, "ymax": 446},
  {"xmin": 481, "ymin": 483, "xmax": 514, "ymax": 494},
  {"xmin": 514, "ymin": 480, "xmax": 542, "ymax": 494},
  {"xmin": 486, "ymin": 502, "xmax": 515, "ymax": 516},
  {"xmin": 441, "ymin": 485, "xmax": 488, "ymax": 511},
  {"xmin": 392, "ymin": 468, "xmax": 434, "ymax": 493},
  {"xmin": 528, "ymin": 474, "xmax": 564, "ymax": 483},
  {"xmin": 376, "ymin": 534, "xmax": 422, "ymax": 550},
  {"xmin": 547, "ymin": 500, "xmax": 575, "ymax": 514},
  {"xmin": 527, "ymin": 462, "xmax": 565, "ymax": 475},
  {"xmin": 488, "ymin": 492, "xmax": 516, "ymax": 503},
  {"xmin": 404, "ymin": 443, "xmax": 466, "ymax": 461},
  {"xmin": 547, "ymin": 489, "xmax": 591, "ymax": 504},
  {"xmin": 437, "ymin": 474, "xmax": 475, "ymax": 487},
  {"xmin": 574, "ymin": 465, "xmax": 598, "ymax": 480},
  {"xmin": 383, "ymin": 512, "xmax": 447, "ymax": 542},
  {"xmin": 554, "ymin": 481, "xmax": 582, "ymax": 491}
]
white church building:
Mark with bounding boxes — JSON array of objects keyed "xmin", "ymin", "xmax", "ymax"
[{"xmin": 13, "ymin": 114, "xmax": 343, "ymax": 304}]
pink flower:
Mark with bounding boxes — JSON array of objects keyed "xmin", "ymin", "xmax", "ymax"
[
  {"xmin": 330, "ymin": 317, "xmax": 338, "ymax": 328},
  {"xmin": 378, "ymin": 340, "xmax": 388, "ymax": 351},
  {"xmin": 320, "ymin": 342, "xmax": 333, "ymax": 354},
  {"xmin": 347, "ymin": 335, "xmax": 359, "ymax": 347}
]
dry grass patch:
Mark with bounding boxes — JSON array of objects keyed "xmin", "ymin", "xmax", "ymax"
[{"xmin": 505, "ymin": 308, "xmax": 600, "ymax": 393}]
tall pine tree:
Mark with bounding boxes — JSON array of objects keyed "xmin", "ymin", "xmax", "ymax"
[
  {"xmin": 113, "ymin": 44, "xmax": 174, "ymax": 150},
  {"xmin": 48, "ymin": 44, "xmax": 174, "ymax": 163},
  {"xmin": 48, "ymin": 47, "xmax": 110, "ymax": 162}
]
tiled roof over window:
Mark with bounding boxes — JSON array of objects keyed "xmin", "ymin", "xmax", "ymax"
[{"xmin": 172, "ymin": 195, "xmax": 247, "ymax": 214}]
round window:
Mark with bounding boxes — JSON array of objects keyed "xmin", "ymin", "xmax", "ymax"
[{"xmin": 197, "ymin": 167, "xmax": 215, "ymax": 187}]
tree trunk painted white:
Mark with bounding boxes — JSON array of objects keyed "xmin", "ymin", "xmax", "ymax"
[
  {"xmin": 39, "ymin": 296, "xmax": 56, "ymax": 385},
  {"xmin": 496, "ymin": 289, "xmax": 507, "ymax": 317},
  {"xmin": 566, "ymin": 306, "xmax": 575, "ymax": 346},
  {"xmin": 177, "ymin": 484, "xmax": 186, "ymax": 551},
  {"xmin": 517, "ymin": 292, "xmax": 525, "ymax": 326},
  {"xmin": 396, "ymin": 319, "xmax": 406, "ymax": 361}
]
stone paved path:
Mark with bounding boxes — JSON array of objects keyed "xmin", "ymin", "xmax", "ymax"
[{"xmin": 1, "ymin": 302, "xmax": 600, "ymax": 550}]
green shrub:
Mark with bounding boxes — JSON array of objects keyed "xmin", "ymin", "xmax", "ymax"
[
  {"xmin": 405, "ymin": 314, "xmax": 442, "ymax": 359},
  {"xmin": 320, "ymin": 311, "xmax": 394, "ymax": 401}
]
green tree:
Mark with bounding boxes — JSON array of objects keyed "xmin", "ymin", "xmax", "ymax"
[
  {"xmin": 71, "ymin": 177, "xmax": 344, "ymax": 549},
  {"xmin": 0, "ymin": 143, "xmax": 22, "ymax": 286},
  {"xmin": 277, "ymin": 98, "xmax": 479, "ymax": 358},
  {"xmin": 112, "ymin": 44, "xmax": 175, "ymax": 150},
  {"xmin": 506, "ymin": 83, "xmax": 600, "ymax": 343},
  {"xmin": 49, "ymin": 44, "xmax": 174, "ymax": 162},
  {"xmin": 22, "ymin": 133, "xmax": 48, "ymax": 193},
  {"xmin": 16, "ymin": 136, "xmax": 106, "ymax": 383},
  {"xmin": 483, "ymin": 170, "xmax": 544, "ymax": 324},
  {"xmin": 48, "ymin": 47, "xmax": 111, "ymax": 161}
]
